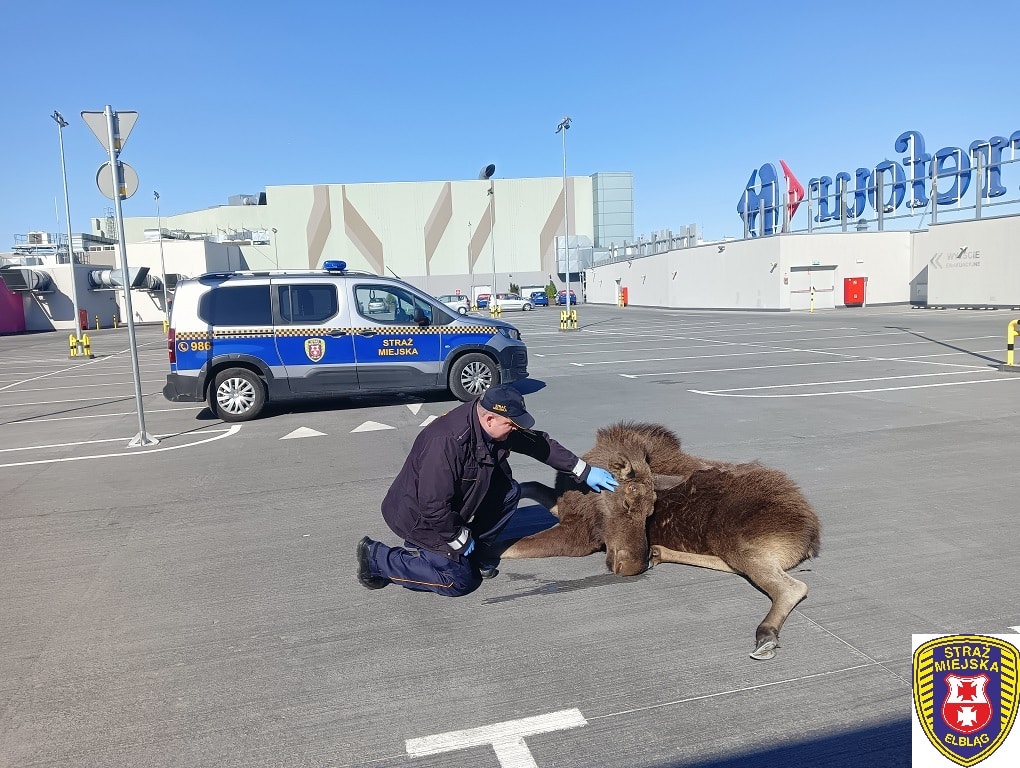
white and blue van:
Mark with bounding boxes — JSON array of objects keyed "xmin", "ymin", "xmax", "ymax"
[{"xmin": 162, "ymin": 261, "xmax": 529, "ymax": 421}]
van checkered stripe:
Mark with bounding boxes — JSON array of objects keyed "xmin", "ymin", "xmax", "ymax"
[{"xmin": 175, "ymin": 325, "xmax": 501, "ymax": 340}]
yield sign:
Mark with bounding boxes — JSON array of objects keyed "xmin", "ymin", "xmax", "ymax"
[{"xmin": 81, "ymin": 109, "xmax": 138, "ymax": 154}]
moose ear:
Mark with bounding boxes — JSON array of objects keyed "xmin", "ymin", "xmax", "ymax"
[
  {"xmin": 652, "ymin": 473, "xmax": 688, "ymax": 491},
  {"xmin": 615, "ymin": 458, "xmax": 634, "ymax": 479}
]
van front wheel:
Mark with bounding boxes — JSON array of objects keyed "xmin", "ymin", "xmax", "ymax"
[
  {"xmin": 448, "ymin": 353, "xmax": 498, "ymax": 401},
  {"xmin": 211, "ymin": 368, "xmax": 266, "ymax": 421}
]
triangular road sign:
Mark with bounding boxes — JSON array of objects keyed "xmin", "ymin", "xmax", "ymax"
[{"xmin": 81, "ymin": 109, "xmax": 139, "ymax": 154}]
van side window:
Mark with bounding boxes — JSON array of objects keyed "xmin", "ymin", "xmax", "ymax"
[
  {"xmin": 198, "ymin": 285, "xmax": 272, "ymax": 325},
  {"xmin": 277, "ymin": 285, "xmax": 338, "ymax": 323}
]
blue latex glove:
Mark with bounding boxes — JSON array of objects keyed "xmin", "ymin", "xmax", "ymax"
[
  {"xmin": 462, "ymin": 537, "xmax": 476, "ymax": 557},
  {"xmin": 586, "ymin": 466, "xmax": 619, "ymax": 493}
]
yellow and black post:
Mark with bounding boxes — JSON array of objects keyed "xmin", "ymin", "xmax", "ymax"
[
  {"xmin": 81, "ymin": 333, "xmax": 93, "ymax": 358},
  {"xmin": 998, "ymin": 319, "xmax": 1020, "ymax": 372}
]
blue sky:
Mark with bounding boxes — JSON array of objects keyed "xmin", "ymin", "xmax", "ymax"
[{"xmin": 1, "ymin": 0, "xmax": 1015, "ymax": 248}]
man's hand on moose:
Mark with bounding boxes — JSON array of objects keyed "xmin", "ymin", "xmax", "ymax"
[{"xmin": 585, "ymin": 467, "xmax": 619, "ymax": 493}]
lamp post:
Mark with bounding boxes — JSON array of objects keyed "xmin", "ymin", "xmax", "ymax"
[
  {"xmin": 52, "ymin": 110, "xmax": 83, "ymax": 353},
  {"xmin": 556, "ymin": 116, "xmax": 572, "ymax": 315},
  {"xmin": 153, "ymin": 190, "xmax": 169, "ymax": 325},
  {"xmin": 488, "ymin": 181, "xmax": 496, "ymax": 311},
  {"xmin": 271, "ymin": 227, "xmax": 279, "ymax": 268}
]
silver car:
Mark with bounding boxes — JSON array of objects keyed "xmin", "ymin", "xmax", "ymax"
[
  {"xmin": 494, "ymin": 293, "xmax": 534, "ymax": 312},
  {"xmin": 437, "ymin": 294, "xmax": 471, "ymax": 315}
]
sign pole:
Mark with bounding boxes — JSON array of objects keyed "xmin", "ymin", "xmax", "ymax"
[{"xmin": 103, "ymin": 106, "xmax": 157, "ymax": 447}]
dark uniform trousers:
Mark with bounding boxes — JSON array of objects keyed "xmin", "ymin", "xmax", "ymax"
[{"xmin": 369, "ymin": 480, "xmax": 521, "ymax": 597}]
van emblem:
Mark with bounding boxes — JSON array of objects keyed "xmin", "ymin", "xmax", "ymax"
[{"xmin": 304, "ymin": 337, "xmax": 326, "ymax": 362}]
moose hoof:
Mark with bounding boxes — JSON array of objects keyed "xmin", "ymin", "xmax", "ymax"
[
  {"xmin": 649, "ymin": 546, "xmax": 662, "ymax": 566},
  {"xmin": 750, "ymin": 639, "xmax": 778, "ymax": 661}
]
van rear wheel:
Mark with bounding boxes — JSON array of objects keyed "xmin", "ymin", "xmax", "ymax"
[
  {"xmin": 211, "ymin": 368, "xmax": 266, "ymax": 422},
  {"xmin": 449, "ymin": 353, "xmax": 498, "ymax": 401}
]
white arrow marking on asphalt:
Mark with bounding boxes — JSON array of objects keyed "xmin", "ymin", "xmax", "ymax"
[
  {"xmin": 406, "ymin": 708, "xmax": 586, "ymax": 767},
  {"xmin": 280, "ymin": 427, "xmax": 326, "ymax": 440},
  {"xmin": 420, "ymin": 415, "xmax": 437, "ymax": 427},
  {"xmin": 405, "ymin": 403, "xmax": 423, "ymax": 415},
  {"xmin": 351, "ymin": 421, "xmax": 395, "ymax": 432},
  {"xmin": 1009, "ymin": 626, "xmax": 1020, "ymax": 633}
]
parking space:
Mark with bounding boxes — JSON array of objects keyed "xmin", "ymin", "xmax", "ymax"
[{"xmin": 2, "ymin": 306, "xmax": 1019, "ymax": 767}]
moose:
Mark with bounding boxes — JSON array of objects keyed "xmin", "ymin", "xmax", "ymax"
[{"xmin": 499, "ymin": 422, "xmax": 821, "ymax": 660}]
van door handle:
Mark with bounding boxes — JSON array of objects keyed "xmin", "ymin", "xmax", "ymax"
[
  {"xmin": 356, "ymin": 329, "xmax": 377, "ymax": 337},
  {"xmin": 329, "ymin": 329, "xmax": 349, "ymax": 337}
]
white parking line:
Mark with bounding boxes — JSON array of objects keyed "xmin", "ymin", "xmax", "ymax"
[
  {"xmin": 0, "ymin": 425, "xmax": 240, "ymax": 469},
  {"xmin": 691, "ymin": 376, "xmax": 1020, "ymax": 398},
  {"xmin": 9, "ymin": 405, "xmax": 205, "ymax": 425},
  {"xmin": 0, "ymin": 394, "xmax": 161, "ymax": 408}
]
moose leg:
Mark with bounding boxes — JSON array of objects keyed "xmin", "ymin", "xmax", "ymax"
[
  {"xmin": 500, "ymin": 521, "xmax": 600, "ymax": 559},
  {"xmin": 649, "ymin": 545, "xmax": 736, "ymax": 573},
  {"xmin": 517, "ymin": 481, "xmax": 560, "ymax": 517},
  {"xmin": 735, "ymin": 555, "xmax": 809, "ymax": 661}
]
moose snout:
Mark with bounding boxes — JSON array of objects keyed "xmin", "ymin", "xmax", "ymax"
[{"xmin": 607, "ymin": 548, "xmax": 648, "ymax": 577}]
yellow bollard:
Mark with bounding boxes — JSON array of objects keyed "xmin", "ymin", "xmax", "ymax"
[
  {"xmin": 69, "ymin": 333, "xmax": 78, "ymax": 357},
  {"xmin": 95, "ymin": 314, "xmax": 100, "ymax": 330},
  {"xmin": 809, "ymin": 286, "xmax": 815, "ymax": 313},
  {"xmin": 113, "ymin": 314, "xmax": 119, "ymax": 329},
  {"xmin": 162, "ymin": 320, "xmax": 169, "ymax": 334},
  {"xmin": 82, "ymin": 334, "xmax": 92, "ymax": 357},
  {"xmin": 1006, "ymin": 319, "xmax": 1019, "ymax": 367},
  {"xmin": 570, "ymin": 308, "xmax": 578, "ymax": 329}
]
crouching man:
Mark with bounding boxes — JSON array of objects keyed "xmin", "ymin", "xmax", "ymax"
[{"xmin": 356, "ymin": 384, "xmax": 617, "ymax": 596}]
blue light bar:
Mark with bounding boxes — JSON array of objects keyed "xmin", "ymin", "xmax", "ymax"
[{"xmin": 323, "ymin": 260, "xmax": 347, "ymax": 273}]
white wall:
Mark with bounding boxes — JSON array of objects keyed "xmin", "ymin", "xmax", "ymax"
[
  {"xmin": 585, "ymin": 216, "xmax": 1020, "ymax": 311},
  {"xmin": 912, "ymin": 216, "xmax": 1020, "ymax": 306}
]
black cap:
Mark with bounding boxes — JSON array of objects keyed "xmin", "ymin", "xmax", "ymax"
[{"xmin": 480, "ymin": 385, "xmax": 535, "ymax": 430}]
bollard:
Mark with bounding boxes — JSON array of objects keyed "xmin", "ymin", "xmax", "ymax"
[
  {"xmin": 95, "ymin": 314, "xmax": 100, "ymax": 330},
  {"xmin": 69, "ymin": 333, "xmax": 78, "ymax": 357},
  {"xmin": 113, "ymin": 314, "xmax": 119, "ymax": 329},
  {"xmin": 1004, "ymin": 319, "xmax": 1019, "ymax": 368},
  {"xmin": 81, "ymin": 334, "xmax": 92, "ymax": 358},
  {"xmin": 162, "ymin": 320, "xmax": 169, "ymax": 334},
  {"xmin": 560, "ymin": 309, "xmax": 568, "ymax": 330},
  {"xmin": 809, "ymin": 286, "xmax": 815, "ymax": 313},
  {"xmin": 489, "ymin": 304, "xmax": 501, "ymax": 318}
]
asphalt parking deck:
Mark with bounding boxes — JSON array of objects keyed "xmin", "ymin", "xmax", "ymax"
[{"xmin": 2, "ymin": 306, "xmax": 1019, "ymax": 767}]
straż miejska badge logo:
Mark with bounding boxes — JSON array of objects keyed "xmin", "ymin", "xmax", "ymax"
[
  {"xmin": 913, "ymin": 635, "xmax": 1019, "ymax": 766},
  {"xmin": 304, "ymin": 337, "xmax": 325, "ymax": 362}
]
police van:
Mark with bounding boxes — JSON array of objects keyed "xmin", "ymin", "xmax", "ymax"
[{"xmin": 162, "ymin": 261, "xmax": 529, "ymax": 421}]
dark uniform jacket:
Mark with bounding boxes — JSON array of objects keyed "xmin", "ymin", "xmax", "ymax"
[{"xmin": 381, "ymin": 397, "xmax": 590, "ymax": 558}]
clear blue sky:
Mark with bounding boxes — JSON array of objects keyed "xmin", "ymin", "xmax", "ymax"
[{"xmin": 1, "ymin": 0, "xmax": 1015, "ymax": 248}]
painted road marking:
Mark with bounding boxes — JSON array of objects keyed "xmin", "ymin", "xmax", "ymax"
[
  {"xmin": 406, "ymin": 708, "xmax": 586, "ymax": 767},
  {"xmin": 0, "ymin": 425, "xmax": 240, "ymax": 469},
  {"xmin": 280, "ymin": 427, "xmax": 326, "ymax": 440},
  {"xmin": 351, "ymin": 421, "xmax": 395, "ymax": 432},
  {"xmin": 8, "ymin": 405, "xmax": 204, "ymax": 425},
  {"xmin": 690, "ymin": 377, "xmax": 1020, "ymax": 398}
]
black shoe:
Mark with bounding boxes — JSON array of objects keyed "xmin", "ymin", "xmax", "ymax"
[
  {"xmin": 356, "ymin": 536, "xmax": 389, "ymax": 590},
  {"xmin": 478, "ymin": 562, "xmax": 499, "ymax": 579}
]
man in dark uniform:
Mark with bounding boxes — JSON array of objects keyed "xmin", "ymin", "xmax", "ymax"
[{"xmin": 356, "ymin": 384, "xmax": 618, "ymax": 596}]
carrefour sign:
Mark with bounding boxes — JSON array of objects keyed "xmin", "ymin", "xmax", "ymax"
[{"xmin": 738, "ymin": 129, "xmax": 1020, "ymax": 235}]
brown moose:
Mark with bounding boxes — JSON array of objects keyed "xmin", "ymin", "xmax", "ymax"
[{"xmin": 500, "ymin": 422, "xmax": 821, "ymax": 660}]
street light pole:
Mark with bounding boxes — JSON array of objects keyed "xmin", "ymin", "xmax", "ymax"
[
  {"xmin": 556, "ymin": 116, "xmax": 572, "ymax": 314},
  {"xmin": 52, "ymin": 110, "xmax": 83, "ymax": 353},
  {"xmin": 154, "ymin": 190, "xmax": 169, "ymax": 326},
  {"xmin": 488, "ymin": 182, "xmax": 496, "ymax": 312}
]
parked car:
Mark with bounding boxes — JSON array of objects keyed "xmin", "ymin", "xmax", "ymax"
[
  {"xmin": 476, "ymin": 293, "xmax": 490, "ymax": 308},
  {"xmin": 556, "ymin": 289, "xmax": 578, "ymax": 305},
  {"xmin": 162, "ymin": 261, "xmax": 529, "ymax": 421},
  {"xmin": 494, "ymin": 293, "xmax": 534, "ymax": 312},
  {"xmin": 529, "ymin": 291, "xmax": 549, "ymax": 307},
  {"xmin": 437, "ymin": 293, "xmax": 470, "ymax": 315},
  {"xmin": 366, "ymin": 297, "xmax": 388, "ymax": 314}
]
